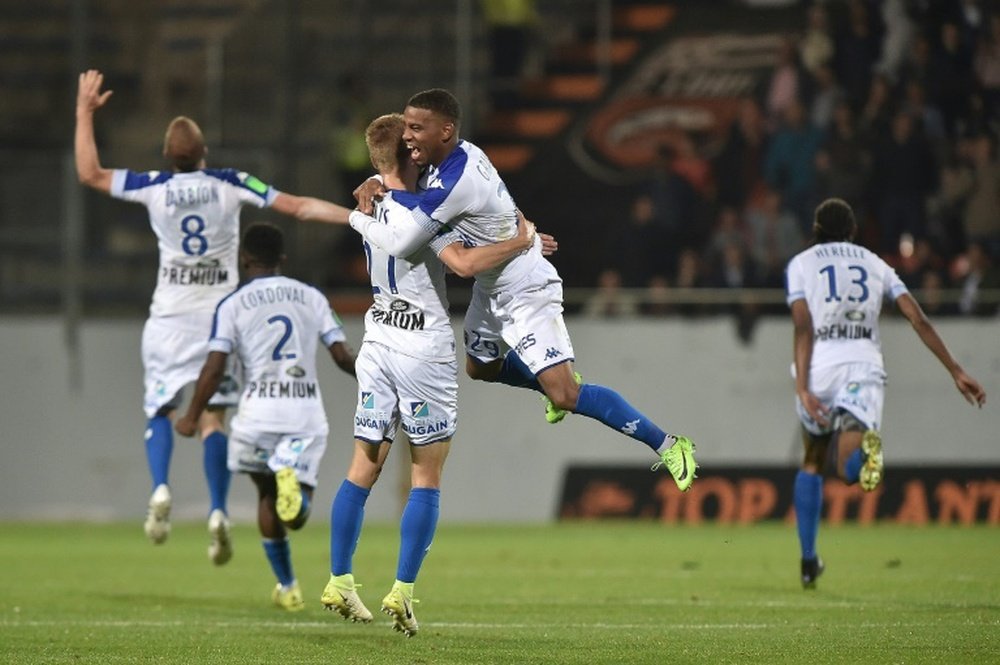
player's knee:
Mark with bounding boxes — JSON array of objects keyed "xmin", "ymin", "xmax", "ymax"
[
  {"xmin": 546, "ymin": 382, "xmax": 580, "ymax": 411},
  {"xmin": 465, "ymin": 356, "xmax": 500, "ymax": 381}
]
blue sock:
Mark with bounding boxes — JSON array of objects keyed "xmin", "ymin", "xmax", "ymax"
[
  {"xmin": 330, "ymin": 479, "xmax": 370, "ymax": 575},
  {"xmin": 794, "ymin": 470, "xmax": 823, "ymax": 560},
  {"xmin": 496, "ymin": 352, "xmax": 542, "ymax": 392},
  {"xmin": 397, "ymin": 488, "xmax": 440, "ymax": 583},
  {"xmin": 144, "ymin": 416, "xmax": 173, "ymax": 490},
  {"xmin": 263, "ymin": 538, "xmax": 294, "ymax": 586},
  {"xmin": 844, "ymin": 448, "xmax": 864, "ymax": 485},
  {"xmin": 202, "ymin": 430, "xmax": 231, "ymax": 514},
  {"xmin": 573, "ymin": 384, "xmax": 667, "ymax": 452}
]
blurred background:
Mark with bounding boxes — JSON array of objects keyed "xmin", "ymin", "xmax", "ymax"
[{"xmin": 1, "ymin": 0, "xmax": 997, "ymax": 524}]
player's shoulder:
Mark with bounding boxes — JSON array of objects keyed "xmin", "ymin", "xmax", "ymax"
[
  {"xmin": 119, "ymin": 169, "xmax": 174, "ymax": 191},
  {"xmin": 202, "ymin": 168, "xmax": 271, "ymax": 197},
  {"xmin": 384, "ymin": 189, "xmax": 422, "ymax": 210}
]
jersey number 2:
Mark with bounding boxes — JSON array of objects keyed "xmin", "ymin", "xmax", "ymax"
[{"xmin": 267, "ymin": 315, "xmax": 297, "ymax": 360}]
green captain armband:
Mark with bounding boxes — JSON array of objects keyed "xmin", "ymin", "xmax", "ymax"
[{"xmin": 244, "ymin": 175, "xmax": 269, "ymax": 195}]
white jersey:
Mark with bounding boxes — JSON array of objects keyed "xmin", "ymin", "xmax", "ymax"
[
  {"xmin": 785, "ymin": 241, "xmax": 908, "ymax": 371},
  {"xmin": 348, "ymin": 140, "xmax": 543, "ymax": 293},
  {"xmin": 360, "ymin": 190, "xmax": 456, "ymax": 362},
  {"xmin": 208, "ymin": 275, "xmax": 346, "ymax": 433},
  {"xmin": 110, "ymin": 168, "xmax": 278, "ymax": 317}
]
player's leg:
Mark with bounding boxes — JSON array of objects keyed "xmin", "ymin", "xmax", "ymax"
[
  {"xmin": 142, "ymin": 405, "xmax": 175, "ymax": 545},
  {"xmin": 535, "ymin": 361, "xmax": 697, "ymax": 490},
  {"xmin": 831, "ymin": 365, "xmax": 886, "ymax": 492},
  {"xmin": 251, "ymin": 472, "xmax": 304, "ymax": 611},
  {"xmin": 200, "ymin": 354, "xmax": 240, "ymax": 523},
  {"xmin": 795, "ymin": 428, "xmax": 829, "ymax": 589},
  {"xmin": 268, "ymin": 433, "xmax": 325, "ymax": 529},
  {"xmin": 382, "ymin": 353, "xmax": 457, "ymax": 636},
  {"xmin": 323, "ymin": 439, "xmax": 386, "ymax": 622},
  {"xmin": 198, "ymin": 407, "xmax": 232, "ymax": 565},
  {"xmin": 383, "ymin": 438, "xmax": 450, "ymax": 638}
]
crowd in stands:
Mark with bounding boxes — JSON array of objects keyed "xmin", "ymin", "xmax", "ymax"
[{"xmin": 591, "ymin": 0, "xmax": 1000, "ymax": 323}]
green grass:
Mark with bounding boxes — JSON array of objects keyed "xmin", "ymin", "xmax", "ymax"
[{"xmin": 1, "ymin": 521, "xmax": 998, "ymax": 664}]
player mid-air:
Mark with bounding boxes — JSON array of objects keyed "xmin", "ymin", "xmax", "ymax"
[
  {"xmin": 75, "ymin": 69, "xmax": 352, "ymax": 563},
  {"xmin": 350, "ymin": 89, "xmax": 698, "ymax": 492}
]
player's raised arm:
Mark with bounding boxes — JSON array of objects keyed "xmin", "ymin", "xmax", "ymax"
[
  {"xmin": 271, "ymin": 192, "xmax": 353, "ymax": 225},
  {"xmin": 74, "ymin": 69, "xmax": 115, "ymax": 193},
  {"xmin": 894, "ymin": 292, "xmax": 986, "ymax": 407}
]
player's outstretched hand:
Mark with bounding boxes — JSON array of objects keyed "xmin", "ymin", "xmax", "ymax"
[
  {"xmin": 174, "ymin": 414, "xmax": 198, "ymax": 438},
  {"xmin": 539, "ymin": 232, "xmax": 558, "ymax": 256},
  {"xmin": 77, "ymin": 70, "xmax": 113, "ymax": 114},
  {"xmin": 954, "ymin": 370, "xmax": 986, "ymax": 408},
  {"xmin": 353, "ymin": 177, "xmax": 386, "ymax": 215}
]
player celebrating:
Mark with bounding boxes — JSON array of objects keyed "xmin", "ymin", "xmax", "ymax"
[
  {"xmin": 350, "ymin": 89, "xmax": 697, "ymax": 492},
  {"xmin": 75, "ymin": 69, "xmax": 352, "ymax": 562},
  {"xmin": 322, "ymin": 113, "xmax": 539, "ymax": 636},
  {"xmin": 786, "ymin": 198, "xmax": 986, "ymax": 589},
  {"xmin": 175, "ymin": 223, "xmax": 356, "ymax": 611}
]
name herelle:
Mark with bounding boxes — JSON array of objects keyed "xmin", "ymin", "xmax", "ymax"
[
  {"xmin": 244, "ymin": 380, "xmax": 318, "ymax": 399},
  {"xmin": 811, "ymin": 245, "xmax": 867, "ymax": 259}
]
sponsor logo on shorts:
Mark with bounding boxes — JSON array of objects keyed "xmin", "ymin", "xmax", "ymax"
[
  {"xmin": 361, "ymin": 392, "xmax": 375, "ymax": 409},
  {"xmin": 847, "ymin": 382, "xmax": 860, "ymax": 394},
  {"xmin": 514, "ymin": 333, "xmax": 536, "ymax": 355},
  {"xmin": 410, "ymin": 401, "xmax": 430, "ymax": 418}
]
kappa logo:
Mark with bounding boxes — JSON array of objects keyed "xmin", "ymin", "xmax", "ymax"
[
  {"xmin": 410, "ymin": 401, "xmax": 430, "ymax": 418},
  {"xmin": 544, "ymin": 347, "xmax": 562, "ymax": 360},
  {"xmin": 361, "ymin": 392, "xmax": 375, "ymax": 409},
  {"xmin": 621, "ymin": 418, "xmax": 640, "ymax": 435}
]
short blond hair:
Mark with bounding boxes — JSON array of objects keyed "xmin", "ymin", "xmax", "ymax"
[
  {"xmin": 163, "ymin": 116, "xmax": 206, "ymax": 172},
  {"xmin": 364, "ymin": 113, "xmax": 409, "ymax": 173}
]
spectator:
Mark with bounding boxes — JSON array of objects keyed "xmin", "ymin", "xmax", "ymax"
[
  {"xmin": 713, "ymin": 97, "xmax": 768, "ymax": 209},
  {"xmin": 809, "ymin": 64, "xmax": 845, "ymax": 130},
  {"xmin": 745, "ymin": 189, "xmax": 805, "ymax": 287},
  {"xmin": 763, "ymin": 98, "xmax": 824, "ymax": 233},
  {"xmin": 928, "ymin": 22, "xmax": 976, "ymax": 136},
  {"xmin": 605, "ymin": 194, "xmax": 661, "ymax": 288},
  {"xmin": 766, "ymin": 36, "xmax": 808, "ymax": 129},
  {"xmin": 957, "ymin": 241, "xmax": 1000, "ymax": 316},
  {"xmin": 800, "ymin": 4, "xmax": 835, "ymax": 77},
  {"xmin": 481, "ymin": 0, "xmax": 538, "ymax": 109},
  {"xmin": 673, "ymin": 247, "xmax": 705, "ymax": 318},
  {"xmin": 833, "ymin": 0, "xmax": 884, "ymax": 108},
  {"xmin": 706, "ymin": 205, "xmax": 750, "ymax": 273},
  {"xmin": 640, "ymin": 275, "xmax": 672, "ymax": 317},
  {"xmin": 875, "ymin": 0, "xmax": 917, "ymax": 82},
  {"xmin": 815, "ymin": 100, "xmax": 871, "ymax": 221},
  {"xmin": 902, "ymin": 79, "xmax": 949, "ymax": 161},
  {"xmin": 707, "ymin": 240, "xmax": 764, "ymax": 343},
  {"xmin": 585, "ymin": 269, "xmax": 640, "ymax": 318},
  {"xmin": 957, "ymin": 133, "xmax": 1000, "ymax": 255},
  {"xmin": 974, "ymin": 13, "xmax": 1000, "ymax": 119},
  {"xmin": 871, "ymin": 109, "xmax": 938, "ymax": 254},
  {"xmin": 917, "ymin": 269, "xmax": 958, "ymax": 317},
  {"xmin": 858, "ymin": 73, "xmax": 895, "ymax": 146}
]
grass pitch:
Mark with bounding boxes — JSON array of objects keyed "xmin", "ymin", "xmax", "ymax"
[{"xmin": 1, "ymin": 521, "xmax": 997, "ymax": 664}]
